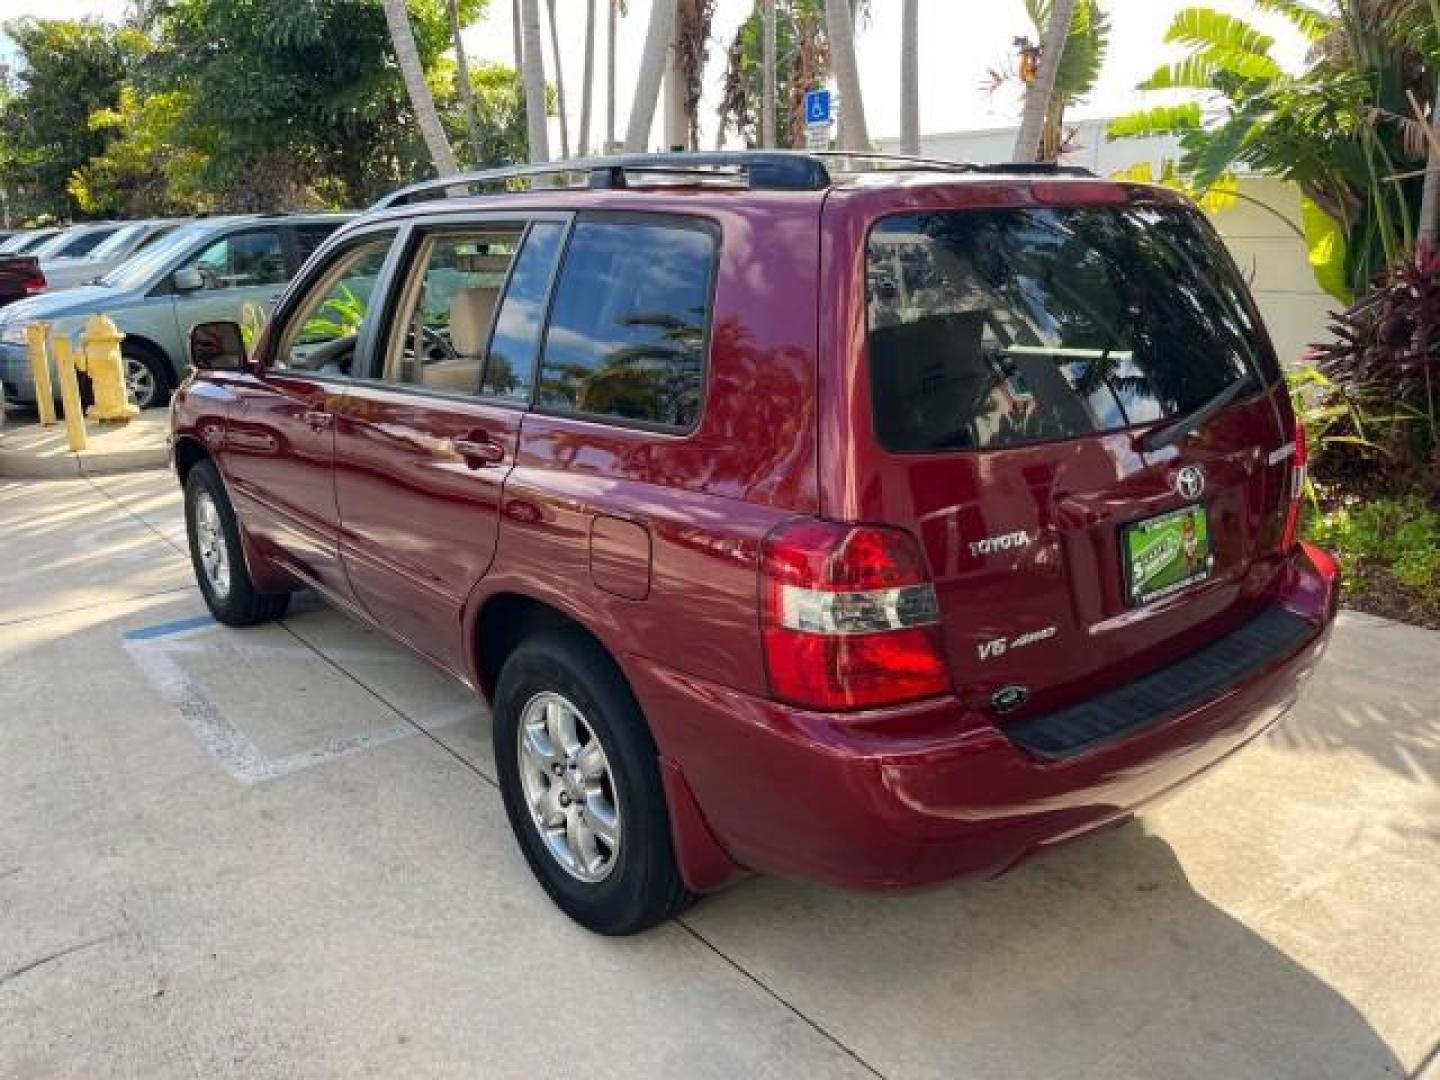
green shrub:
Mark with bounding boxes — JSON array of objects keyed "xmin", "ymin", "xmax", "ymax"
[{"xmin": 1306, "ymin": 496, "xmax": 1440, "ymax": 591}]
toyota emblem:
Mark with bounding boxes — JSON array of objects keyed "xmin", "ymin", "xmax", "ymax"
[{"xmin": 1174, "ymin": 465, "xmax": 1206, "ymax": 500}]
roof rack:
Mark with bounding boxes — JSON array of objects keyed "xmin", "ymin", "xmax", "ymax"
[
  {"xmin": 370, "ymin": 151, "xmax": 1096, "ymax": 210},
  {"xmin": 372, "ymin": 152, "xmax": 833, "ymax": 209}
]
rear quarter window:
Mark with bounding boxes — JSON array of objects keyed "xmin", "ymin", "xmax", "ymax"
[
  {"xmin": 536, "ymin": 216, "xmax": 716, "ymax": 431},
  {"xmin": 866, "ymin": 206, "xmax": 1278, "ymax": 453}
]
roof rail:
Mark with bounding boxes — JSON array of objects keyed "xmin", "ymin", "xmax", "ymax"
[
  {"xmin": 810, "ymin": 152, "xmax": 1094, "ymax": 178},
  {"xmin": 371, "ymin": 152, "xmax": 834, "ymax": 209},
  {"xmin": 369, "ymin": 151, "xmax": 1097, "ymax": 211}
]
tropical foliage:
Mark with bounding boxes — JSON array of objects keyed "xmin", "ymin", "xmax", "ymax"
[
  {"xmin": 1109, "ymin": 1, "xmax": 1440, "ymax": 301},
  {"xmin": 1023, "ymin": 0, "xmax": 1110, "ymax": 161},
  {"xmin": 0, "ymin": 1, "xmax": 532, "ymax": 219}
]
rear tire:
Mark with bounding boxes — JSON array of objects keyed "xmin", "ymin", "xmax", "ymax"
[
  {"xmin": 494, "ymin": 628, "xmax": 693, "ymax": 934},
  {"xmin": 184, "ymin": 459, "xmax": 290, "ymax": 626}
]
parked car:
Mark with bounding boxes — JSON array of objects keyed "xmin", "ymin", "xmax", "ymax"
[
  {"xmin": 0, "ymin": 228, "xmax": 62, "ymax": 255},
  {"xmin": 0, "ymin": 253, "xmax": 45, "ymax": 310},
  {"xmin": 27, "ymin": 222, "xmax": 125, "ymax": 262},
  {"xmin": 0, "ymin": 213, "xmax": 352, "ymax": 410},
  {"xmin": 42, "ymin": 219, "xmax": 183, "ymax": 291},
  {"xmin": 170, "ymin": 152, "xmax": 1339, "ymax": 935}
]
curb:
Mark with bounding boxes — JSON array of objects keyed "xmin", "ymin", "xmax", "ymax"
[{"xmin": 0, "ymin": 421, "xmax": 170, "ymax": 479}]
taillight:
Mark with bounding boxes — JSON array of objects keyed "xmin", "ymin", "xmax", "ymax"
[
  {"xmin": 1281, "ymin": 419, "xmax": 1308, "ymax": 551},
  {"xmin": 23, "ymin": 267, "xmax": 45, "ymax": 294},
  {"xmin": 760, "ymin": 520, "xmax": 951, "ymax": 711}
]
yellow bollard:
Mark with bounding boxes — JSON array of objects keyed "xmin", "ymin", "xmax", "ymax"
[
  {"xmin": 24, "ymin": 322, "xmax": 57, "ymax": 427},
  {"xmin": 79, "ymin": 314, "xmax": 137, "ymax": 423},
  {"xmin": 51, "ymin": 333, "xmax": 87, "ymax": 453}
]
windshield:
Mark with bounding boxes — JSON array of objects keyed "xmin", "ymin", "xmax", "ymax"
[
  {"xmin": 33, "ymin": 226, "xmax": 118, "ymax": 260},
  {"xmin": 1, "ymin": 231, "xmax": 55, "ymax": 255},
  {"xmin": 87, "ymin": 222, "xmax": 153, "ymax": 261},
  {"xmin": 99, "ymin": 222, "xmax": 218, "ymax": 290},
  {"xmin": 866, "ymin": 205, "xmax": 1276, "ymax": 453}
]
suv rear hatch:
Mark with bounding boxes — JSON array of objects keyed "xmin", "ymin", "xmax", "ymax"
[{"xmin": 858, "ymin": 185, "xmax": 1299, "ymax": 720}]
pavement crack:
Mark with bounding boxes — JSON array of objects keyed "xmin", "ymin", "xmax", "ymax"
[
  {"xmin": 673, "ymin": 918, "xmax": 887, "ymax": 1079},
  {"xmin": 82, "ymin": 472, "xmax": 187, "ymax": 558},
  {"xmin": 0, "ymin": 586, "xmax": 194, "ymax": 628},
  {"xmin": 0, "ymin": 934, "xmax": 117, "ymax": 991},
  {"xmin": 276, "ymin": 621, "xmax": 499, "ymax": 791}
]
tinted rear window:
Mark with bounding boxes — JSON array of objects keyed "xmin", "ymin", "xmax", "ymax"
[
  {"xmin": 866, "ymin": 206, "xmax": 1275, "ymax": 453},
  {"xmin": 537, "ymin": 218, "xmax": 715, "ymax": 430}
]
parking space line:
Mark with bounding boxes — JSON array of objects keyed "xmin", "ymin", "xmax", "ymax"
[{"xmin": 123, "ymin": 618, "xmax": 428, "ymax": 784}]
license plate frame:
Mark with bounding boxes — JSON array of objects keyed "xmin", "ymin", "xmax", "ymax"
[{"xmin": 1122, "ymin": 504, "xmax": 1213, "ymax": 606}]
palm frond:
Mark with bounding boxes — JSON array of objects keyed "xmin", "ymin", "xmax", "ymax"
[{"xmin": 1165, "ymin": 7, "xmax": 1276, "ymax": 57}]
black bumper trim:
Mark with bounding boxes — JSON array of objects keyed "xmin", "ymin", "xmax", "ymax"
[{"xmin": 1004, "ymin": 605, "xmax": 1317, "ymax": 761}]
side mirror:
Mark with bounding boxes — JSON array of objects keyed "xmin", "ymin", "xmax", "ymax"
[
  {"xmin": 173, "ymin": 266, "xmax": 204, "ymax": 292},
  {"xmin": 189, "ymin": 321, "xmax": 247, "ymax": 372}
]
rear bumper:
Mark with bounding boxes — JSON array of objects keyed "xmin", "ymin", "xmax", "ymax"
[{"xmin": 634, "ymin": 542, "xmax": 1340, "ymax": 892}]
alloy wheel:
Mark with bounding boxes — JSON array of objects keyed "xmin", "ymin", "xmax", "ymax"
[
  {"xmin": 193, "ymin": 490, "xmax": 231, "ymax": 601},
  {"xmin": 125, "ymin": 355, "xmax": 157, "ymax": 409},
  {"xmin": 516, "ymin": 691, "xmax": 622, "ymax": 883}
]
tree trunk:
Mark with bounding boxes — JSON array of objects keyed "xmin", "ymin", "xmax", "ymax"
[
  {"xmin": 663, "ymin": 4, "xmax": 688, "ymax": 151},
  {"xmin": 761, "ymin": 0, "xmax": 776, "ymax": 148},
  {"xmin": 606, "ymin": 0, "xmax": 619, "ymax": 152},
  {"xmin": 512, "ymin": 0, "xmax": 524, "ymax": 71},
  {"xmin": 625, "ymin": 0, "xmax": 678, "ymax": 152},
  {"xmin": 580, "ymin": 0, "xmax": 597, "ymax": 155},
  {"xmin": 383, "ymin": 0, "xmax": 460, "ymax": 176},
  {"xmin": 824, "ymin": 0, "xmax": 869, "ymax": 151},
  {"xmin": 520, "ymin": 0, "xmax": 551, "ymax": 162},
  {"xmin": 545, "ymin": 0, "xmax": 571, "ymax": 157},
  {"xmin": 447, "ymin": 0, "xmax": 482, "ymax": 166},
  {"xmin": 899, "ymin": 0, "xmax": 919, "ymax": 155},
  {"xmin": 1013, "ymin": 0, "xmax": 1076, "ymax": 162},
  {"xmin": 1418, "ymin": 77, "xmax": 1440, "ymax": 257}
]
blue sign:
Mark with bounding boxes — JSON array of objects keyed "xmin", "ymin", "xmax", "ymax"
[{"xmin": 804, "ymin": 89, "xmax": 832, "ymax": 126}]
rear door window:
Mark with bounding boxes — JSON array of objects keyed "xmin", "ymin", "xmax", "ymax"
[
  {"xmin": 866, "ymin": 206, "xmax": 1276, "ymax": 453},
  {"xmin": 536, "ymin": 217, "xmax": 716, "ymax": 430}
]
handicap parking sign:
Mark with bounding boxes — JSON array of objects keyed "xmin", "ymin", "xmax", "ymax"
[{"xmin": 804, "ymin": 89, "xmax": 832, "ymax": 126}]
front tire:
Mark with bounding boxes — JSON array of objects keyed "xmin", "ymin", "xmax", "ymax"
[
  {"xmin": 124, "ymin": 346, "xmax": 171, "ymax": 410},
  {"xmin": 494, "ymin": 629, "xmax": 692, "ymax": 934},
  {"xmin": 184, "ymin": 460, "xmax": 290, "ymax": 626}
]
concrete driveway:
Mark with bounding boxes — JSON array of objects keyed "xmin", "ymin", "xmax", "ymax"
[{"xmin": 2, "ymin": 469, "xmax": 1437, "ymax": 1079}]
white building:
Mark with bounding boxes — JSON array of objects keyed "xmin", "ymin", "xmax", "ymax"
[{"xmin": 878, "ymin": 118, "xmax": 1336, "ymax": 365}]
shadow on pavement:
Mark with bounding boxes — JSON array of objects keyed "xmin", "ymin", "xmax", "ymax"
[{"xmin": 689, "ymin": 822, "xmax": 1406, "ymax": 1079}]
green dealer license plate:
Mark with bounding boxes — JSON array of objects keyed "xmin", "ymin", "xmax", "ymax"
[{"xmin": 1123, "ymin": 505, "xmax": 1213, "ymax": 606}]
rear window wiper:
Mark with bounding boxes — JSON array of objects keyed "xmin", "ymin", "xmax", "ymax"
[{"xmin": 1140, "ymin": 375, "xmax": 1252, "ymax": 453}]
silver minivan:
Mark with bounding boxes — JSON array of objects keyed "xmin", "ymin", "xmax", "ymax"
[{"xmin": 0, "ymin": 213, "xmax": 351, "ymax": 409}]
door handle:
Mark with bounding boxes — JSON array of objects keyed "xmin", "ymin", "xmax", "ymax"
[
  {"xmin": 452, "ymin": 436, "xmax": 505, "ymax": 467},
  {"xmin": 302, "ymin": 410, "xmax": 332, "ymax": 431}
]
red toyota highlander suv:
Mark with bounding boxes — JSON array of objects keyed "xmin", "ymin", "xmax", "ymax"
[{"xmin": 171, "ymin": 152, "xmax": 1339, "ymax": 934}]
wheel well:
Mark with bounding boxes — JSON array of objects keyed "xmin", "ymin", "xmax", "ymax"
[
  {"xmin": 172, "ymin": 434, "xmax": 210, "ymax": 485},
  {"xmin": 475, "ymin": 593, "xmax": 597, "ymax": 703}
]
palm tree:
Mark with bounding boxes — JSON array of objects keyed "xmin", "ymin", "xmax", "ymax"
[
  {"xmin": 625, "ymin": 0, "xmax": 679, "ymax": 151},
  {"xmin": 761, "ymin": 0, "xmax": 776, "ymax": 147},
  {"xmin": 520, "ymin": 0, "xmax": 551, "ymax": 161},
  {"xmin": 580, "ymin": 0, "xmax": 598, "ymax": 155},
  {"xmin": 546, "ymin": 0, "xmax": 572, "ymax": 157},
  {"xmin": 382, "ymin": 0, "xmax": 460, "ymax": 175},
  {"xmin": 1013, "ymin": 0, "xmax": 1077, "ymax": 161},
  {"xmin": 899, "ymin": 0, "xmax": 918, "ymax": 154},
  {"xmin": 447, "ymin": 0, "xmax": 483, "ymax": 165},
  {"xmin": 607, "ymin": 1, "xmax": 626, "ymax": 152},
  {"xmin": 512, "ymin": 0, "xmax": 524, "ymax": 71},
  {"xmin": 824, "ymin": 0, "xmax": 869, "ymax": 150}
]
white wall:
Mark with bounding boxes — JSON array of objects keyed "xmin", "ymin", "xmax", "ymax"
[{"xmin": 877, "ymin": 121, "xmax": 1336, "ymax": 365}]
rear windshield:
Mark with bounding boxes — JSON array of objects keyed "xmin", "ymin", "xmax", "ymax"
[{"xmin": 866, "ymin": 206, "xmax": 1277, "ymax": 453}]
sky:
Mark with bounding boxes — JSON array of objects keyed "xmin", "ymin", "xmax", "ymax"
[{"xmin": 0, "ymin": 0, "xmax": 1313, "ymax": 149}]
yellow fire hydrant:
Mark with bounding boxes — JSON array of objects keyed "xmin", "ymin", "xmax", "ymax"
[{"xmin": 78, "ymin": 314, "xmax": 138, "ymax": 423}]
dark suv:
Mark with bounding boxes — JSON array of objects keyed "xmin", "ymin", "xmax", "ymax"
[{"xmin": 170, "ymin": 153, "xmax": 1339, "ymax": 934}]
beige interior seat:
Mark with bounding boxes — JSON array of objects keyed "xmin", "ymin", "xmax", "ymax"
[{"xmin": 421, "ymin": 286, "xmax": 498, "ymax": 391}]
